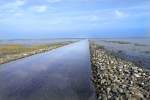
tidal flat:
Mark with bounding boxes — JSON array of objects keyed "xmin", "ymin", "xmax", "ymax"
[{"xmin": 91, "ymin": 38, "xmax": 150, "ymax": 69}]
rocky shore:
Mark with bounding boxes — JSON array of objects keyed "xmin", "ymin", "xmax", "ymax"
[{"xmin": 90, "ymin": 42, "xmax": 150, "ymax": 100}]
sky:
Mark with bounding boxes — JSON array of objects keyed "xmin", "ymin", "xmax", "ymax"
[{"xmin": 0, "ymin": 0, "xmax": 149, "ymax": 39}]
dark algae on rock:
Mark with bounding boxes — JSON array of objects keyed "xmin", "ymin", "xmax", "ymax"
[{"xmin": 90, "ymin": 42, "xmax": 150, "ymax": 100}]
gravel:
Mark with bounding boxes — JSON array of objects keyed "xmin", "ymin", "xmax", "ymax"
[{"xmin": 90, "ymin": 42, "xmax": 150, "ymax": 100}]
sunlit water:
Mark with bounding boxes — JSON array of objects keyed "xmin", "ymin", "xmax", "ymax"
[{"xmin": 0, "ymin": 40, "xmax": 96, "ymax": 100}]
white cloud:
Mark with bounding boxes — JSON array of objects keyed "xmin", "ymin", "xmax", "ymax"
[
  {"xmin": 47, "ymin": 0, "xmax": 62, "ymax": 3},
  {"xmin": 2, "ymin": 0, "xmax": 26, "ymax": 8},
  {"xmin": 0, "ymin": 0, "xmax": 25, "ymax": 12},
  {"xmin": 13, "ymin": 12, "xmax": 23, "ymax": 17},
  {"xmin": 73, "ymin": 15, "xmax": 100, "ymax": 22},
  {"xmin": 0, "ymin": 0, "xmax": 26, "ymax": 18},
  {"xmin": 114, "ymin": 10, "xmax": 128, "ymax": 18},
  {"xmin": 15, "ymin": 0, "xmax": 26, "ymax": 6},
  {"xmin": 30, "ymin": 5, "xmax": 48, "ymax": 13},
  {"xmin": 90, "ymin": 15, "xmax": 99, "ymax": 22}
]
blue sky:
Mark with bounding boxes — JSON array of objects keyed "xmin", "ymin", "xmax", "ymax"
[{"xmin": 0, "ymin": 0, "xmax": 149, "ymax": 39}]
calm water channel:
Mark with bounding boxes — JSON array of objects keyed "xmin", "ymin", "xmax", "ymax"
[{"xmin": 0, "ymin": 40, "xmax": 96, "ymax": 100}]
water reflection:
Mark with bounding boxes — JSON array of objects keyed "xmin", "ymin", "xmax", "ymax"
[{"xmin": 0, "ymin": 40, "xmax": 96, "ymax": 100}]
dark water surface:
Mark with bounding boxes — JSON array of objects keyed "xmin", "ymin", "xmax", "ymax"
[{"xmin": 0, "ymin": 40, "xmax": 96, "ymax": 100}]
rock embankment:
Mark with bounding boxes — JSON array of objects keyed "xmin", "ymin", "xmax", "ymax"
[{"xmin": 90, "ymin": 42, "xmax": 150, "ymax": 100}]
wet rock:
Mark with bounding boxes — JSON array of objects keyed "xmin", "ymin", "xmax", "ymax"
[
  {"xmin": 90, "ymin": 42, "xmax": 150, "ymax": 100},
  {"xmin": 134, "ymin": 73, "xmax": 141, "ymax": 78}
]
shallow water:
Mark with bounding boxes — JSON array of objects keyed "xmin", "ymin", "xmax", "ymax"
[
  {"xmin": 93, "ymin": 38, "xmax": 150, "ymax": 69},
  {"xmin": 0, "ymin": 40, "xmax": 96, "ymax": 100}
]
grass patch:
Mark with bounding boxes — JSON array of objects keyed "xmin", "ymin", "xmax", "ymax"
[{"xmin": 0, "ymin": 42, "xmax": 72, "ymax": 64}]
